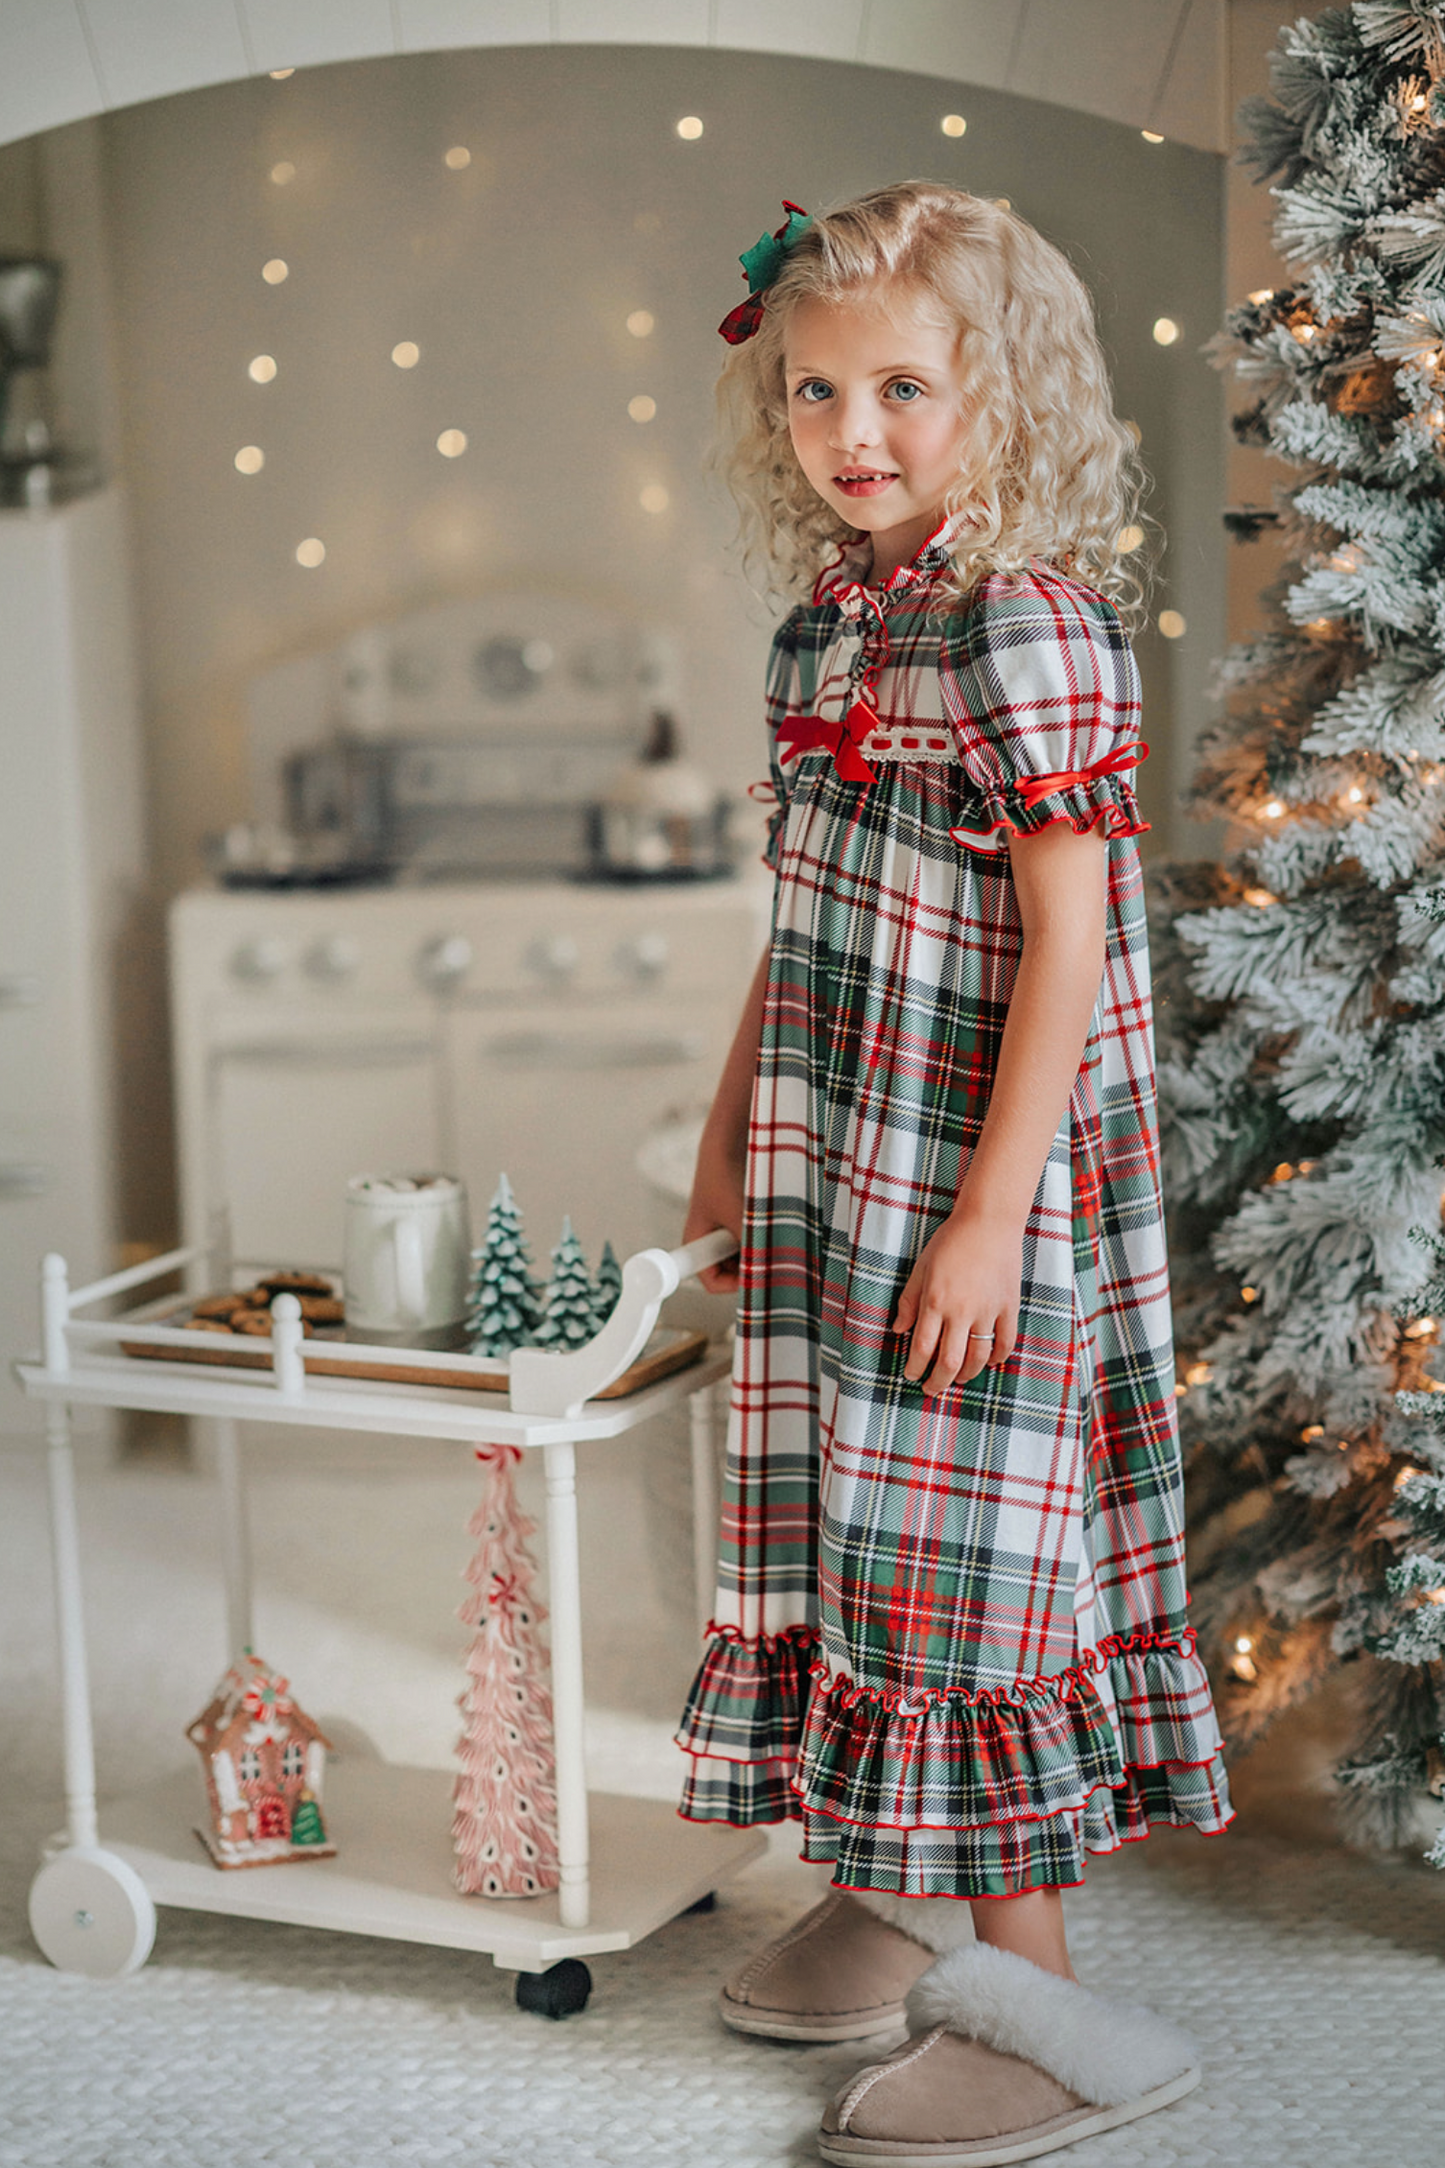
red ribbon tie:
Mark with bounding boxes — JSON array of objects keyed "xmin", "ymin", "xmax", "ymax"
[
  {"xmin": 1014, "ymin": 739, "xmax": 1149, "ymax": 813},
  {"xmin": 776, "ymin": 699, "xmax": 879, "ymax": 786}
]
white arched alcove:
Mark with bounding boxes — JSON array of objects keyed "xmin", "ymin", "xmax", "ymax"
[{"xmin": 0, "ymin": 1, "xmax": 1226, "ymax": 156}]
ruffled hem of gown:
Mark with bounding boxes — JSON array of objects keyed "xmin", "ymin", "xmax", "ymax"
[
  {"xmin": 675, "ymin": 1625, "xmax": 1231, "ymax": 1894},
  {"xmin": 948, "ymin": 773, "xmax": 1148, "ymax": 853}
]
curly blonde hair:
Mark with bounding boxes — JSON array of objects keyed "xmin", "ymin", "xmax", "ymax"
[{"xmin": 714, "ymin": 180, "xmax": 1152, "ymax": 625}]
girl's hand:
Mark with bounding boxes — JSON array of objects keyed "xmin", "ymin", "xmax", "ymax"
[
  {"xmin": 683, "ymin": 1131, "xmax": 746, "ymax": 1294},
  {"xmin": 892, "ymin": 1208, "xmax": 1022, "ymax": 1395}
]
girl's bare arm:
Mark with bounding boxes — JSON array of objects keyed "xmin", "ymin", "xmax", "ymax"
[
  {"xmin": 682, "ymin": 944, "xmax": 771, "ymax": 1292},
  {"xmin": 894, "ymin": 820, "xmax": 1110, "ymax": 1393}
]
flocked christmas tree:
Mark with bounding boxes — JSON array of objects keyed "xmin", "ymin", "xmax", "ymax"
[
  {"xmin": 592, "ymin": 1240, "xmax": 624, "ymax": 1330},
  {"xmin": 1153, "ymin": 2, "xmax": 1445, "ymax": 1832},
  {"xmin": 1337, "ymin": 1222, "xmax": 1445, "ymax": 1857},
  {"xmin": 537, "ymin": 1218, "xmax": 597, "ymax": 1350},
  {"xmin": 452, "ymin": 1443, "xmax": 560, "ymax": 1897},
  {"xmin": 466, "ymin": 1174, "xmax": 543, "ymax": 1357}
]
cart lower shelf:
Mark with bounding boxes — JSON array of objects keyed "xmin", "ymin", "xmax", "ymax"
[{"xmin": 94, "ymin": 1759, "xmax": 767, "ymax": 1971}]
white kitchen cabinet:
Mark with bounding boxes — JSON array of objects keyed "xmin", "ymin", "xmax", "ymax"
[{"xmin": 0, "ymin": 491, "xmax": 146, "ymax": 1427}]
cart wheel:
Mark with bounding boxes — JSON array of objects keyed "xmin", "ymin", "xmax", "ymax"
[
  {"xmin": 514, "ymin": 1958, "xmax": 592, "ymax": 2019},
  {"xmin": 28, "ymin": 1846, "xmax": 156, "ymax": 1978}
]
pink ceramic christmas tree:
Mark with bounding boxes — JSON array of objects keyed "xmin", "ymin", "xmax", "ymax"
[{"xmin": 452, "ymin": 1443, "xmax": 560, "ymax": 1898}]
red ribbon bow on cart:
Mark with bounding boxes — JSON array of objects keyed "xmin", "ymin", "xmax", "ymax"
[
  {"xmin": 1014, "ymin": 739, "xmax": 1149, "ymax": 811},
  {"xmin": 776, "ymin": 698, "xmax": 881, "ymax": 786}
]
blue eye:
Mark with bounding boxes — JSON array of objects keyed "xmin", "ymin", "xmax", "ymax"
[
  {"xmin": 888, "ymin": 381, "xmax": 923, "ymax": 402},
  {"xmin": 794, "ymin": 380, "xmax": 833, "ymax": 403}
]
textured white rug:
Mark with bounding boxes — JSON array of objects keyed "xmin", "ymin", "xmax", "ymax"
[{"xmin": 3, "ymin": 1428, "xmax": 1442, "ymax": 2168}]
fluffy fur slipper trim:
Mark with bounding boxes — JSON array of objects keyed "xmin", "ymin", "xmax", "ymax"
[
  {"xmin": 906, "ymin": 1944, "xmax": 1196, "ymax": 2108},
  {"xmin": 853, "ymin": 1890, "xmax": 978, "ymax": 1954}
]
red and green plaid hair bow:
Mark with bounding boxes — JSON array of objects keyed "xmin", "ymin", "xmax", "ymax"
[{"xmin": 718, "ymin": 201, "xmax": 811, "ymax": 344}]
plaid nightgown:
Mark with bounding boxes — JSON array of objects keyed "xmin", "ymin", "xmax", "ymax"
[{"xmin": 676, "ymin": 522, "xmax": 1231, "ymax": 1899}]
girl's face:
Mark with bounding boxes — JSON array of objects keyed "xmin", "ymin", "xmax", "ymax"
[{"xmin": 782, "ymin": 289, "xmax": 970, "ymax": 581}]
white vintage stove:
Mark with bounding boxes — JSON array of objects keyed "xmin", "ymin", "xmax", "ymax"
[
  {"xmin": 171, "ymin": 875, "xmax": 768, "ymax": 1271},
  {"xmin": 173, "ymin": 590, "xmax": 769, "ymax": 1272}
]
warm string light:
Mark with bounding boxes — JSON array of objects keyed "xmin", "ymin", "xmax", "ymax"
[
  {"xmin": 1116, "ymin": 524, "xmax": 1144, "ymax": 552},
  {"xmin": 1243, "ymin": 886, "xmax": 1277, "ymax": 908},
  {"xmin": 626, "ymin": 310, "xmax": 655, "ymax": 339},
  {"xmin": 1261, "ymin": 798, "xmax": 1285, "ymax": 820},
  {"xmin": 1241, "ymin": 1285, "xmax": 1260, "ymax": 1303},
  {"xmin": 1153, "ymin": 317, "xmax": 1180, "ymax": 346},
  {"xmin": 942, "ymin": 114, "xmax": 967, "ymax": 137},
  {"xmin": 1394, "ymin": 1464, "xmax": 1424, "ymax": 1490},
  {"xmin": 1141, "ymin": 130, "xmax": 1164, "ymax": 144},
  {"xmin": 627, "ymin": 395, "xmax": 657, "ymax": 423},
  {"xmin": 392, "ymin": 341, "xmax": 420, "ymax": 369},
  {"xmin": 248, "ymin": 354, "xmax": 277, "ymax": 384},
  {"xmin": 639, "ymin": 484, "xmax": 669, "ymax": 515},
  {"xmin": 1230, "ymin": 1634, "xmax": 1258, "ymax": 1683},
  {"xmin": 295, "ymin": 537, "xmax": 325, "ymax": 568},
  {"xmin": 262, "ymin": 259, "xmax": 288, "ymax": 285},
  {"xmin": 675, "ymin": 115, "xmax": 704, "ymax": 140},
  {"xmin": 234, "ymin": 445, "xmax": 264, "ymax": 474},
  {"xmin": 1158, "ymin": 610, "xmax": 1186, "ymax": 640}
]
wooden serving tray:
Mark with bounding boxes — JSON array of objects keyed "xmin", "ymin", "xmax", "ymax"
[{"xmin": 121, "ymin": 1295, "xmax": 708, "ymax": 1402}]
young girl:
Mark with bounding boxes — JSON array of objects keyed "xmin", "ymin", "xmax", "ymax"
[{"xmin": 676, "ymin": 183, "xmax": 1231, "ymax": 2166}]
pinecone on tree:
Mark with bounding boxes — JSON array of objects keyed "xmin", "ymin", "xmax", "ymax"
[
  {"xmin": 538, "ymin": 1219, "xmax": 597, "ymax": 1350},
  {"xmin": 592, "ymin": 1240, "xmax": 623, "ymax": 1329},
  {"xmin": 1152, "ymin": 4, "xmax": 1445, "ymax": 1796},
  {"xmin": 466, "ymin": 1175, "xmax": 543, "ymax": 1357}
]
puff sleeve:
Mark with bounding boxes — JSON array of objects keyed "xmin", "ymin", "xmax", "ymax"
[
  {"xmin": 938, "ymin": 568, "xmax": 1149, "ymax": 853},
  {"xmin": 756, "ymin": 606, "xmax": 808, "ymax": 873}
]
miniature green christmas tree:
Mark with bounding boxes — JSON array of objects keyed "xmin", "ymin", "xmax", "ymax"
[
  {"xmin": 466, "ymin": 1175, "xmax": 543, "ymax": 1358},
  {"xmin": 289, "ymin": 1791, "xmax": 326, "ymax": 1847},
  {"xmin": 592, "ymin": 1240, "xmax": 623, "ymax": 1329},
  {"xmin": 538, "ymin": 1219, "xmax": 597, "ymax": 1350}
]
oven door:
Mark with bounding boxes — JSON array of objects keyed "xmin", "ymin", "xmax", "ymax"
[
  {"xmin": 445, "ymin": 1001, "xmax": 728, "ymax": 1265},
  {"xmin": 208, "ymin": 1015, "xmax": 443, "ymax": 1265}
]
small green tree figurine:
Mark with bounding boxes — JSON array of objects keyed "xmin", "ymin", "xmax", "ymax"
[
  {"xmin": 466, "ymin": 1175, "xmax": 543, "ymax": 1358},
  {"xmin": 538, "ymin": 1219, "xmax": 596, "ymax": 1350},
  {"xmin": 592, "ymin": 1240, "xmax": 623, "ymax": 1329},
  {"xmin": 289, "ymin": 1790, "xmax": 327, "ymax": 1847}
]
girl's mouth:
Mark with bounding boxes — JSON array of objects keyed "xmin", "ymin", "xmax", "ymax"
[{"xmin": 834, "ymin": 471, "xmax": 898, "ymax": 498}]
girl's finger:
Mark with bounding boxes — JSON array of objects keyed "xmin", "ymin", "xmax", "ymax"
[
  {"xmin": 893, "ymin": 1276, "xmax": 921, "ymax": 1333},
  {"xmin": 991, "ymin": 1307, "xmax": 1017, "ymax": 1366},
  {"xmin": 903, "ymin": 1306, "xmax": 943, "ymax": 1381},
  {"xmin": 924, "ymin": 1326, "xmax": 978, "ymax": 1396}
]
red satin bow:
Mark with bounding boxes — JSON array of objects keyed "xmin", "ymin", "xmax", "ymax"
[
  {"xmin": 1014, "ymin": 739, "xmax": 1148, "ymax": 812},
  {"xmin": 776, "ymin": 699, "xmax": 879, "ymax": 786}
]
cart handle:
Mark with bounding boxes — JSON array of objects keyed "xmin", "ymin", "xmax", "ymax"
[{"xmin": 508, "ymin": 1229, "xmax": 739, "ymax": 1419}]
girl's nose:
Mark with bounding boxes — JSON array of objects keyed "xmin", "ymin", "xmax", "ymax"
[{"xmin": 828, "ymin": 394, "xmax": 881, "ymax": 453}]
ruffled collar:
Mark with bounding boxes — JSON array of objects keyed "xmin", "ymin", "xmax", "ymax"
[{"xmin": 811, "ymin": 509, "xmax": 968, "ymax": 615}]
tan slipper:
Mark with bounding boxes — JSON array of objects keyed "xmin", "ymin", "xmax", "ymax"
[
  {"xmin": 817, "ymin": 1943, "xmax": 1200, "ymax": 2164},
  {"xmin": 719, "ymin": 1890, "xmax": 944, "ymax": 2043}
]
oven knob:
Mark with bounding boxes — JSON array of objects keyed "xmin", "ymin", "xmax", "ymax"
[
  {"xmin": 617, "ymin": 932, "xmax": 669, "ymax": 982},
  {"xmin": 418, "ymin": 934, "xmax": 474, "ymax": 988},
  {"xmin": 229, "ymin": 938, "xmax": 289, "ymax": 982},
  {"xmin": 305, "ymin": 936, "xmax": 360, "ymax": 982},
  {"xmin": 525, "ymin": 933, "xmax": 579, "ymax": 984}
]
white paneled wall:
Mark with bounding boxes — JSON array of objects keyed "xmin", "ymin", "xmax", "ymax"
[{"xmin": 0, "ymin": 2, "xmax": 1229, "ymax": 153}]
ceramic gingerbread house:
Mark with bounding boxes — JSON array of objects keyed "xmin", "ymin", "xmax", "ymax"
[{"xmin": 187, "ymin": 1651, "xmax": 335, "ymax": 1868}]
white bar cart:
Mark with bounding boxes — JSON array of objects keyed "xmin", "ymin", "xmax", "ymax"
[{"xmin": 14, "ymin": 1227, "xmax": 761, "ymax": 2017}]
